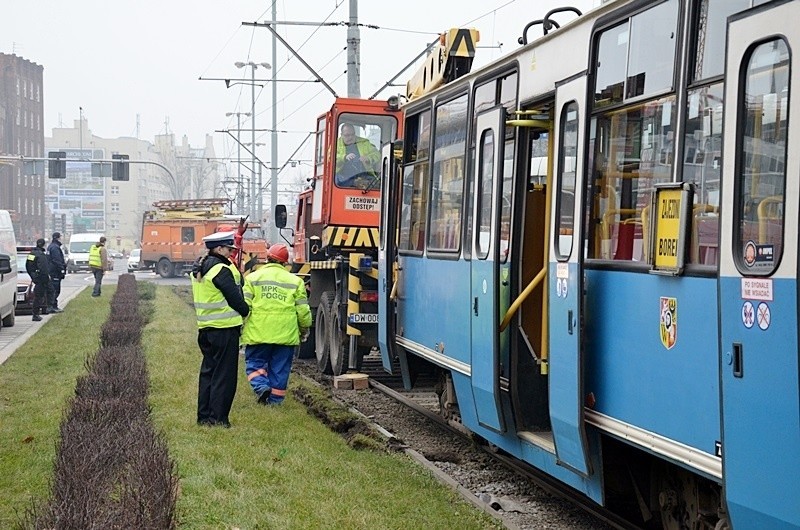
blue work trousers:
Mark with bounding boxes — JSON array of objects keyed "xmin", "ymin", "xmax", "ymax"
[{"xmin": 244, "ymin": 343, "xmax": 294, "ymax": 404}]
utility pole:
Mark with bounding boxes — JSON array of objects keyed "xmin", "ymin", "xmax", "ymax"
[
  {"xmin": 347, "ymin": 0, "xmax": 361, "ymax": 97},
  {"xmin": 250, "ymin": 65, "xmax": 257, "ymax": 223},
  {"xmin": 270, "ymin": 0, "xmax": 278, "ymax": 240},
  {"xmin": 226, "ymin": 112, "xmax": 249, "ymax": 214}
]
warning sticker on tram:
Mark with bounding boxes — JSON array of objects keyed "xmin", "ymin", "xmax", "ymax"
[
  {"xmin": 349, "ymin": 313, "xmax": 378, "ymax": 324},
  {"xmin": 345, "ymin": 196, "xmax": 379, "ymax": 211}
]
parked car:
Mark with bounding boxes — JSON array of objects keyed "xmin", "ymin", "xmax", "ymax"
[
  {"xmin": 127, "ymin": 248, "xmax": 141, "ymax": 273},
  {"xmin": 15, "ymin": 245, "xmax": 34, "ymax": 315},
  {"xmin": 0, "ymin": 210, "xmax": 17, "ymax": 328},
  {"xmin": 110, "ymin": 250, "xmax": 124, "ymax": 259}
]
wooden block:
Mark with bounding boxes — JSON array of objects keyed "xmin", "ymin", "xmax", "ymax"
[
  {"xmin": 333, "ymin": 373, "xmax": 369, "ymax": 390},
  {"xmin": 351, "ymin": 374, "xmax": 369, "ymax": 390},
  {"xmin": 333, "ymin": 376, "xmax": 353, "ymax": 390}
]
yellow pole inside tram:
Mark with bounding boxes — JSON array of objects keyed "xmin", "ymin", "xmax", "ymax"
[{"xmin": 539, "ymin": 117, "xmax": 554, "ymax": 375}]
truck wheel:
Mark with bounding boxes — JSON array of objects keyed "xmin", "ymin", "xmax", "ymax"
[
  {"xmin": 157, "ymin": 258, "xmax": 174, "ymax": 278},
  {"xmin": 329, "ymin": 299, "xmax": 349, "ymax": 376},
  {"xmin": 315, "ymin": 291, "xmax": 335, "ymax": 374},
  {"xmin": 295, "ymin": 306, "xmax": 317, "ymax": 359}
]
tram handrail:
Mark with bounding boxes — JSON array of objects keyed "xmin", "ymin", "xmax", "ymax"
[
  {"xmin": 499, "ymin": 267, "xmax": 547, "ymax": 332},
  {"xmin": 757, "ymin": 195, "xmax": 782, "ymax": 242}
]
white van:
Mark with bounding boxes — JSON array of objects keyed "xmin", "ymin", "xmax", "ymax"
[
  {"xmin": 0, "ymin": 210, "xmax": 18, "ymax": 329},
  {"xmin": 67, "ymin": 233, "xmax": 104, "ymax": 273}
]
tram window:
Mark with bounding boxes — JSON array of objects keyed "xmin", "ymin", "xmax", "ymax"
[
  {"xmin": 594, "ymin": 0, "xmax": 678, "ymax": 106},
  {"xmin": 555, "ymin": 102, "xmax": 579, "ymax": 260},
  {"xmin": 588, "ymin": 95, "xmax": 676, "ymax": 261},
  {"xmin": 405, "ymin": 109, "xmax": 431, "ymax": 162},
  {"xmin": 476, "ymin": 130, "xmax": 495, "ymax": 259},
  {"xmin": 735, "ymin": 39, "xmax": 789, "ymax": 276},
  {"xmin": 499, "ymin": 139, "xmax": 514, "ymax": 264},
  {"xmin": 683, "ymin": 83, "xmax": 723, "ymax": 267},
  {"xmin": 499, "ymin": 72, "xmax": 518, "ymax": 113},
  {"xmin": 693, "ymin": 0, "xmax": 750, "ymax": 81},
  {"xmin": 595, "ymin": 22, "xmax": 628, "ymax": 107},
  {"xmin": 398, "ymin": 164, "xmax": 429, "ymax": 253},
  {"xmin": 473, "ymin": 82, "xmax": 496, "ymax": 146},
  {"xmin": 429, "ymin": 94, "xmax": 468, "ymax": 252},
  {"xmin": 399, "ymin": 111, "xmax": 431, "ymax": 253}
]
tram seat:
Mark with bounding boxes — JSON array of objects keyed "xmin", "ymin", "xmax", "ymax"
[
  {"xmin": 600, "ymin": 208, "xmax": 639, "ymax": 260},
  {"xmin": 691, "ymin": 204, "xmax": 719, "ymax": 265}
]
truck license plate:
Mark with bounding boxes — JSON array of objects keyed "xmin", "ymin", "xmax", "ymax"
[{"xmin": 349, "ymin": 313, "xmax": 378, "ymax": 324}]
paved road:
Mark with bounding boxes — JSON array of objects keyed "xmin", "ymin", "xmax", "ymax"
[{"xmin": 0, "ymin": 258, "xmax": 191, "ymax": 366}]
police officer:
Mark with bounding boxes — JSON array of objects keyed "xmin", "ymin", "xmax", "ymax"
[
  {"xmin": 47, "ymin": 232, "xmax": 66, "ymax": 312},
  {"xmin": 242, "ymin": 243, "xmax": 311, "ymax": 405},
  {"xmin": 25, "ymin": 238, "xmax": 51, "ymax": 322},
  {"xmin": 192, "ymin": 231, "xmax": 250, "ymax": 427}
]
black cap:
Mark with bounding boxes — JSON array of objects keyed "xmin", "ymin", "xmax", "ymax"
[
  {"xmin": 52, "ymin": 232, "xmax": 61, "ymax": 239},
  {"xmin": 36, "ymin": 238, "xmax": 46, "ymax": 248}
]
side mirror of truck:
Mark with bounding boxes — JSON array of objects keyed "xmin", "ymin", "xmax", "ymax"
[
  {"xmin": 275, "ymin": 204, "xmax": 287, "ymax": 229},
  {"xmin": 0, "ymin": 253, "xmax": 11, "ymax": 275}
]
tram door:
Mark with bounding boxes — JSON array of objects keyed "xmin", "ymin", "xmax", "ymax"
[
  {"xmin": 719, "ymin": 4, "xmax": 800, "ymax": 528},
  {"xmin": 548, "ymin": 77, "xmax": 590, "ymax": 475},
  {"xmin": 470, "ymin": 106, "xmax": 506, "ymax": 432},
  {"xmin": 378, "ymin": 142, "xmax": 401, "ymax": 374}
]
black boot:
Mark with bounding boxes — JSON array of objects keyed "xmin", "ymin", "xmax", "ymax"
[{"xmin": 32, "ymin": 313, "xmax": 42, "ymax": 321}]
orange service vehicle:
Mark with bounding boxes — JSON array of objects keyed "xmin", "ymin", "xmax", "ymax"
[
  {"xmin": 274, "ymin": 97, "xmax": 403, "ymax": 376},
  {"xmin": 141, "ymin": 198, "xmax": 268, "ymax": 278}
]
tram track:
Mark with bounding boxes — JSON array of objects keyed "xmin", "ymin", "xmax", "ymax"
[
  {"xmin": 366, "ymin": 377, "xmax": 639, "ymax": 530},
  {"xmin": 297, "ymin": 356, "xmax": 630, "ymax": 529}
]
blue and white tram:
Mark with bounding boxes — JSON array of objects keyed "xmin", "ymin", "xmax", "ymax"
[{"xmin": 377, "ymin": 0, "xmax": 800, "ymax": 528}]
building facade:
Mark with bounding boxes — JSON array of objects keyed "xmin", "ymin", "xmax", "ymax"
[
  {"xmin": 0, "ymin": 53, "xmax": 45, "ymax": 243},
  {"xmin": 46, "ymin": 122, "xmax": 220, "ymax": 252}
]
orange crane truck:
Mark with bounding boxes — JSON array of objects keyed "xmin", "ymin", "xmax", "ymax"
[
  {"xmin": 141, "ymin": 198, "xmax": 268, "ymax": 278},
  {"xmin": 274, "ymin": 97, "xmax": 403, "ymax": 376}
]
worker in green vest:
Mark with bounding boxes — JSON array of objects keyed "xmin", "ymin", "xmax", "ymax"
[
  {"xmin": 89, "ymin": 236, "xmax": 108, "ymax": 297},
  {"xmin": 191, "ymin": 231, "xmax": 250, "ymax": 428},
  {"xmin": 242, "ymin": 243, "xmax": 311, "ymax": 405}
]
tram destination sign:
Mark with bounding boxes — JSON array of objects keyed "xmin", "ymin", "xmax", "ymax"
[{"xmin": 651, "ymin": 183, "xmax": 693, "ymax": 275}]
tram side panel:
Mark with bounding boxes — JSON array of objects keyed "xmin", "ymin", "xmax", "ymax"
[{"xmin": 583, "ymin": 271, "xmax": 722, "ymax": 473}]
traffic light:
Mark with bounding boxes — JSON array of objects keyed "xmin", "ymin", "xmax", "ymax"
[
  {"xmin": 48, "ymin": 151, "xmax": 67, "ymax": 179},
  {"xmin": 112, "ymin": 154, "xmax": 130, "ymax": 181}
]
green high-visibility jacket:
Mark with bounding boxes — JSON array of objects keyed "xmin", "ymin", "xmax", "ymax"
[
  {"xmin": 335, "ymin": 136, "xmax": 380, "ymax": 175},
  {"xmin": 192, "ymin": 262, "xmax": 244, "ymax": 329},
  {"xmin": 88, "ymin": 244, "xmax": 102, "ymax": 268},
  {"xmin": 242, "ymin": 263, "xmax": 311, "ymax": 346}
]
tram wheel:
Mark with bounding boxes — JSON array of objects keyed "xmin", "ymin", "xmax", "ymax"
[{"xmin": 315, "ymin": 291, "xmax": 334, "ymax": 374}]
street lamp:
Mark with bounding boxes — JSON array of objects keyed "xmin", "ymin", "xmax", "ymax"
[
  {"xmin": 225, "ymin": 111, "xmax": 251, "ymax": 215},
  {"xmin": 234, "ymin": 61, "xmax": 271, "ymax": 223}
]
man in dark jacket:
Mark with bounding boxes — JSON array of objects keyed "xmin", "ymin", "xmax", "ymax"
[
  {"xmin": 25, "ymin": 238, "xmax": 51, "ymax": 322},
  {"xmin": 46, "ymin": 232, "xmax": 66, "ymax": 313},
  {"xmin": 191, "ymin": 231, "xmax": 250, "ymax": 428}
]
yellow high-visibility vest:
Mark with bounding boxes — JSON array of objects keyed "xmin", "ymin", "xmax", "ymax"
[{"xmin": 191, "ymin": 263, "xmax": 244, "ymax": 329}]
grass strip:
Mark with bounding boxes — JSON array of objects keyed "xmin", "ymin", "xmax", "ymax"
[
  {"xmin": 147, "ymin": 285, "xmax": 501, "ymax": 529},
  {"xmin": 0, "ymin": 288, "xmax": 114, "ymax": 528},
  {"xmin": 0, "ymin": 284, "xmax": 501, "ymax": 529}
]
